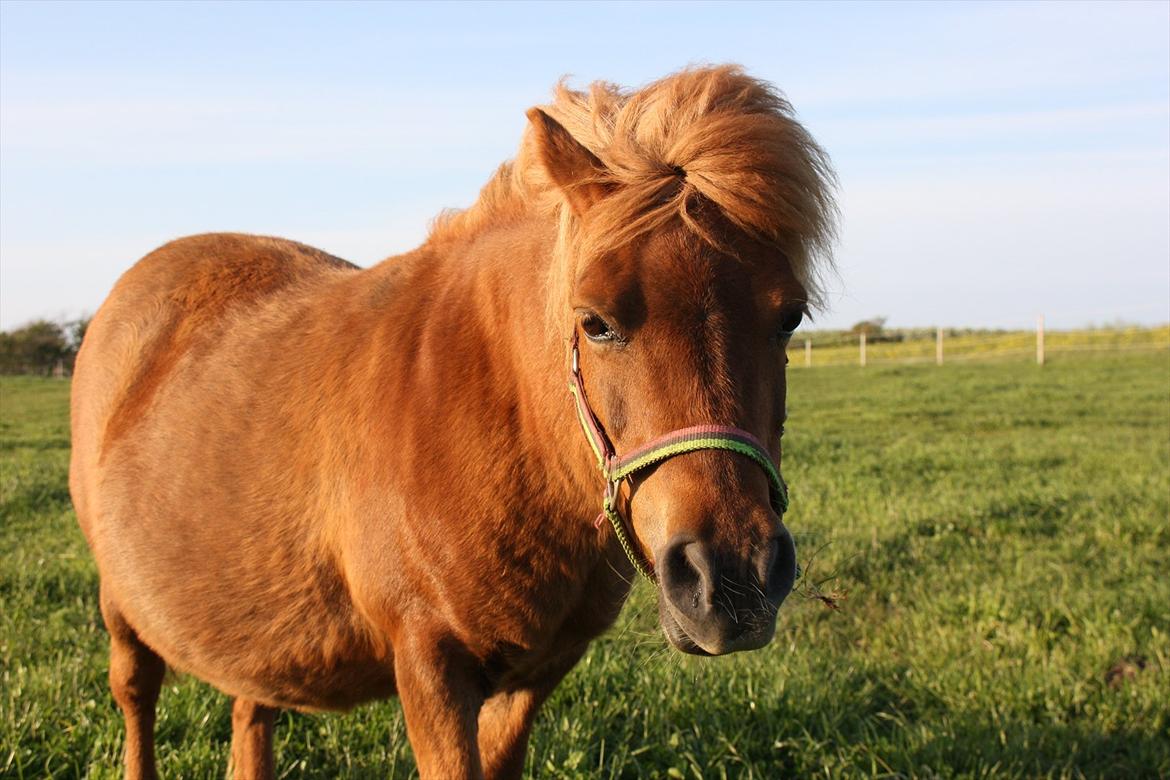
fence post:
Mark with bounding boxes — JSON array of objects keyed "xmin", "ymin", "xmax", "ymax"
[
  {"xmin": 859, "ymin": 332, "xmax": 867, "ymax": 367},
  {"xmin": 936, "ymin": 326, "xmax": 944, "ymax": 366},
  {"xmin": 804, "ymin": 338, "xmax": 811, "ymax": 367},
  {"xmin": 1036, "ymin": 315, "xmax": 1045, "ymax": 366}
]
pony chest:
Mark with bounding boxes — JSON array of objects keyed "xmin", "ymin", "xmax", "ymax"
[{"xmin": 463, "ymin": 550, "xmax": 632, "ymax": 674}]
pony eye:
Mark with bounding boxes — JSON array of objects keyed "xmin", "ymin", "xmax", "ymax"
[
  {"xmin": 777, "ymin": 309, "xmax": 803, "ymax": 337},
  {"xmin": 581, "ymin": 313, "xmax": 616, "ymax": 342}
]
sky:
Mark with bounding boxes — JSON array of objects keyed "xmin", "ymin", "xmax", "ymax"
[{"xmin": 1, "ymin": 0, "xmax": 1168, "ymax": 331}]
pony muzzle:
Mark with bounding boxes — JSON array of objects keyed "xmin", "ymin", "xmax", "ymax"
[{"xmin": 656, "ymin": 527, "xmax": 797, "ymax": 656}]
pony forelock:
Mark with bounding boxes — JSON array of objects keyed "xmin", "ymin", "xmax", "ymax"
[{"xmin": 431, "ymin": 65, "xmax": 838, "ymax": 307}]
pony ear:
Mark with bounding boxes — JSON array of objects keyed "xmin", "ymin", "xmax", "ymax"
[{"xmin": 526, "ymin": 108, "xmax": 611, "ymax": 216}]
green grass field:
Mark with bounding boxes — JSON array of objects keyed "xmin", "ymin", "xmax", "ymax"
[{"xmin": 3, "ymin": 354, "xmax": 1168, "ymax": 779}]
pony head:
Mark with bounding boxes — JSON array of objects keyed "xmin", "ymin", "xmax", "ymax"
[{"xmin": 526, "ymin": 66, "xmax": 837, "ymax": 655}]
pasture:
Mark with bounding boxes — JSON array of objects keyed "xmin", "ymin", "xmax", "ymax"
[
  {"xmin": 796, "ymin": 324, "xmax": 1170, "ymax": 368},
  {"xmin": 2, "ymin": 353, "xmax": 1168, "ymax": 778}
]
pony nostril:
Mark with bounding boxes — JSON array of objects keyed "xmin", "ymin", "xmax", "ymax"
[
  {"xmin": 764, "ymin": 532, "xmax": 797, "ymax": 602},
  {"xmin": 662, "ymin": 538, "xmax": 713, "ymax": 618},
  {"xmin": 665, "ymin": 541, "xmax": 698, "ymax": 584}
]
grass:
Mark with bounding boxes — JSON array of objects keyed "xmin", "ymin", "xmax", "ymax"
[{"xmin": 3, "ymin": 352, "xmax": 1169, "ymax": 779}]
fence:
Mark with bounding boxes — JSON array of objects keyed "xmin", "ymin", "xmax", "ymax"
[{"xmin": 787, "ymin": 323, "xmax": 1170, "ymax": 368}]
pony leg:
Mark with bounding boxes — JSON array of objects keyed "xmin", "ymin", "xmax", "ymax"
[
  {"xmin": 101, "ymin": 589, "xmax": 166, "ymax": 780},
  {"xmin": 477, "ymin": 689, "xmax": 541, "ymax": 780},
  {"xmin": 229, "ymin": 698, "xmax": 276, "ymax": 780},
  {"xmin": 476, "ymin": 648, "xmax": 586, "ymax": 780},
  {"xmin": 394, "ymin": 632, "xmax": 485, "ymax": 779}
]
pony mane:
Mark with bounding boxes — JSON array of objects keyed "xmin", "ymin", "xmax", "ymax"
[{"xmin": 429, "ymin": 65, "xmax": 838, "ymax": 305}]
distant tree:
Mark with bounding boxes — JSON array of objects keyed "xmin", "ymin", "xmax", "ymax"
[
  {"xmin": 0, "ymin": 331, "xmax": 16, "ymax": 374},
  {"xmin": 64, "ymin": 316, "xmax": 92, "ymax": 371},
  {"xmin": 67, "ymin": 317, "xmax": 90, "ymax": 352},
  {"xmin": 850, "ymin": 317, "xmax": 887, "ymax": 337},
  {"xmin": 0, "ymin": 320, "xmax": 69, "ymax": 375}
]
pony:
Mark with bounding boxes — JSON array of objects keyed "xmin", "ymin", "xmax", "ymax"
[{"xmin": 69, "ymin": 65, "xmax": 836, "ymax": 779}]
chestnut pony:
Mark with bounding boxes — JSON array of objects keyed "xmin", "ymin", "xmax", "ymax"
[{"xmin": 70, "ymin": 66, "xmax": 835, "ymax": 779}]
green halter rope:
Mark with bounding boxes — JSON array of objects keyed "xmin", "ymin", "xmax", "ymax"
[{"xmin": 569, "ymin": 334, "xmax": 789, "ymax": 583}]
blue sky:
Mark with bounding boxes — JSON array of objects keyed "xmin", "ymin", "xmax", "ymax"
[{"xmin": 1, "ymin": 0, "xmax": 1167, "ymax": 330}]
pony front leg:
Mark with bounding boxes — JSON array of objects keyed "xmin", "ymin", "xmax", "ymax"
[
  {"xmin": 477, "ymin": 689, "xmax": 541, "ymax": 780},
  {"xmin": 229, "ymin": 698, "xmax": 276, "ymax": 780},
  {"xmin": 394, "ymin": 632, "xmax": 486, "ymax": 779},
  {"xmin": 477, "ymin": 646, "xmax": 589, "ymax": 779}
]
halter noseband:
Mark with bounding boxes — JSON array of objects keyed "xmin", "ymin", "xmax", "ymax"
[{"xmin": 568, "ymin": 331, "xmax": 789, "ymax": 583}]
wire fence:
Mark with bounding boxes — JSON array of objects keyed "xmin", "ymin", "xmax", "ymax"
[{"xmin": 787, "ymin": 324, "xmax": 1170, "ymax": 368}]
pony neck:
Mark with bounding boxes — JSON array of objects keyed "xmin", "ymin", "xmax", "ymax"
[{"xmin": 384, "ymin": 211, "xmax": 605, "ymax": 548}]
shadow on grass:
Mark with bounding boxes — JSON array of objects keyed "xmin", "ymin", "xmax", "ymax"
[{"xmin": 910, "ymin": 715, "xmax": 1169, "ymax": 777}]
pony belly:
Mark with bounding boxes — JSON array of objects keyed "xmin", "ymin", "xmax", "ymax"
[
  {"xmin": 104, "ymin": 564, "xmax": 398, "ymax": 711},
  {"xmin": 196, "ymin": 650, "xmax": 399, "ymax": 713},
  {"xmin": 91, "ymin": 506, "xmax": 397, "ymax": 712}
]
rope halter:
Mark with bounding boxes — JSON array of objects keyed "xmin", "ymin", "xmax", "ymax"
[{"xmin": 568, "ymin": 331, "xmax": 789, "ymax": 583}]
